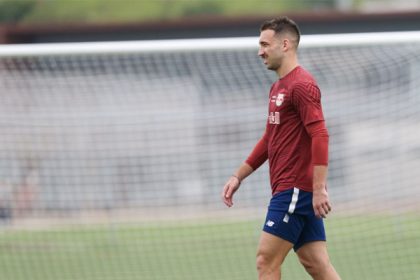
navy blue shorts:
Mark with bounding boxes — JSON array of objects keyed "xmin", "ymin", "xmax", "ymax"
[{"xmin": 263, "ymin": 187, "xmax": 326, "ymax": 251}]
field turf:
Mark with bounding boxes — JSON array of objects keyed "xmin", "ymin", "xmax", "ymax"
[{"xmin": 0, "ymin": 215, "xmax": 419, "ymax": 280}]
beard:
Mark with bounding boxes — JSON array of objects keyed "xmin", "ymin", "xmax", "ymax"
[
  {"xmin": 262, "ymin": 55, "xmax": 281, "ymax": 71},
  {"xmin": 266, "ymin": 61, "xmax": 280, "ymax": 71}
]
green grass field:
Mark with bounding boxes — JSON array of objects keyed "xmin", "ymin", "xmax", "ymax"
[
  {"xmin": 15, "ymin": 0, "xmax": 313, "ymax": 25},
  {"xmin": 0, "ymin": 215, "xmax": 419, "ymax": 280}
]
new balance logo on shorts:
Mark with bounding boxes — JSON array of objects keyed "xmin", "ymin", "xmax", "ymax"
[{"xmin": 266, "ymin": 220, "xmax": 275, "ymax": 227}]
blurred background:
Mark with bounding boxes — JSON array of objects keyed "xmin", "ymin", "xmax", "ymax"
[
  {"xmin": 0, "ymin": 1, "xmax": 420, "ymax": 280},
  {"xmin": 0, "ymin": 0, "xmax": 420, "ymax": 43}
]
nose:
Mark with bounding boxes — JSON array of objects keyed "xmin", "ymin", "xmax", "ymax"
[{"xmin": 258, "ymin": 48, "xmax": 264, "ymax": 57}]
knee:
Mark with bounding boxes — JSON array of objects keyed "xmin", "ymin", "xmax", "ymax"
[
  {"xmin": 256, "ymin": 252, "xmax": 268, "ymax": 271},
  {"xmin": 299, "ymin": 255, "xmax": 330, "ymax": 277},
  {"xmin": 256, "ymin": 251, "xmax": 278, "ymax": 273}
]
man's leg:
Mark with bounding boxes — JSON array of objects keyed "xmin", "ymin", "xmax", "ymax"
[
  {"xmin": 296, "ymin": 241, "xmax": 341, "ymax": 280},
  {"xmin": 256, "ymin": 231, "xmax": 293, "ymax": 280}
]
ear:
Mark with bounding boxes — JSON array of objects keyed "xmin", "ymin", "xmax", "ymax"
[{"xmin": 282, "ymin": 38, "xmax": 290, "ymax": 51}]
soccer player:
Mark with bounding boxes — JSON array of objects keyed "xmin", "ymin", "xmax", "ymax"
[{"xmin": 221, "ymin": 17, "xmax": 341, "ymax": 280}]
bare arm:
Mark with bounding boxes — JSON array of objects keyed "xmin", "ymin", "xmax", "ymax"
[
  {"xmin": 222, "ymin": 131, "xmax": 268, "ymax": 207},
  {"xmin": 312, "ymin": 165, "xmax": 331, "ymax": 218},
  {"xmin": 221, "ymin": 163, "xmax": 254, "ymax": 207}
]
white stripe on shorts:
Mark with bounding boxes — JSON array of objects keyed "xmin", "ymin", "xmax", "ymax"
[{"xmin": 283, "ymin": 187, "xmax": 300, "ymax": 223}]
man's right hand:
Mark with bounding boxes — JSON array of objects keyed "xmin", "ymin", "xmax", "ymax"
[{"xmin": 221, "ymin": 175, "xmax": 241, "ymax": 207}]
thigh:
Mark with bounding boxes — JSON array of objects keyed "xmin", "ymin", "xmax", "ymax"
[
  {"xmin": 295, "ymin": 241, "xmax": 330, "ymax": 267},
  {"xmin": 257, "ymin": 231, "xmax": 294, "ymax": 265}
]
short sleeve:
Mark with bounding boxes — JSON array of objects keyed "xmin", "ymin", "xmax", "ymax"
[{"xmin": 291, "ymin": 82, "xmax": 325, "ymax": 125}]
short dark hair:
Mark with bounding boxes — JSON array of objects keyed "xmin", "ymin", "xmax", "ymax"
[{"xmin": 260, "ymin": 17, "xmax": 301, "ymax": 47}]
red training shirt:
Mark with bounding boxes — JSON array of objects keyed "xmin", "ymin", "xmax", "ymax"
[{"xmin": 246, "ymin": 66, "xmax": 329, "ymax": 195}]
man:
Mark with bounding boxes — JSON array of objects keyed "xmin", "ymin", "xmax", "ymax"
[{"xmin": 221, "ymin": 17, "xmax": 341, "ymax": 280}]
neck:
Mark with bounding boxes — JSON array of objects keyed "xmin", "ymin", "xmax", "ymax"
[{"xmin": 277, "ymin": 56, "xmax": 298, "ymax": 78}]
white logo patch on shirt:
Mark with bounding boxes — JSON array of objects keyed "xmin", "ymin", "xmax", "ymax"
[{"xmin": 275, "ymin": 93, "xmax": 285, "ymax": 106}]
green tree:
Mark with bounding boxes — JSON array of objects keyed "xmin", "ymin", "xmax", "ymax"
[{"xmin": 0, "ymin": 1, "xmax": 36, "ymax": 24}]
